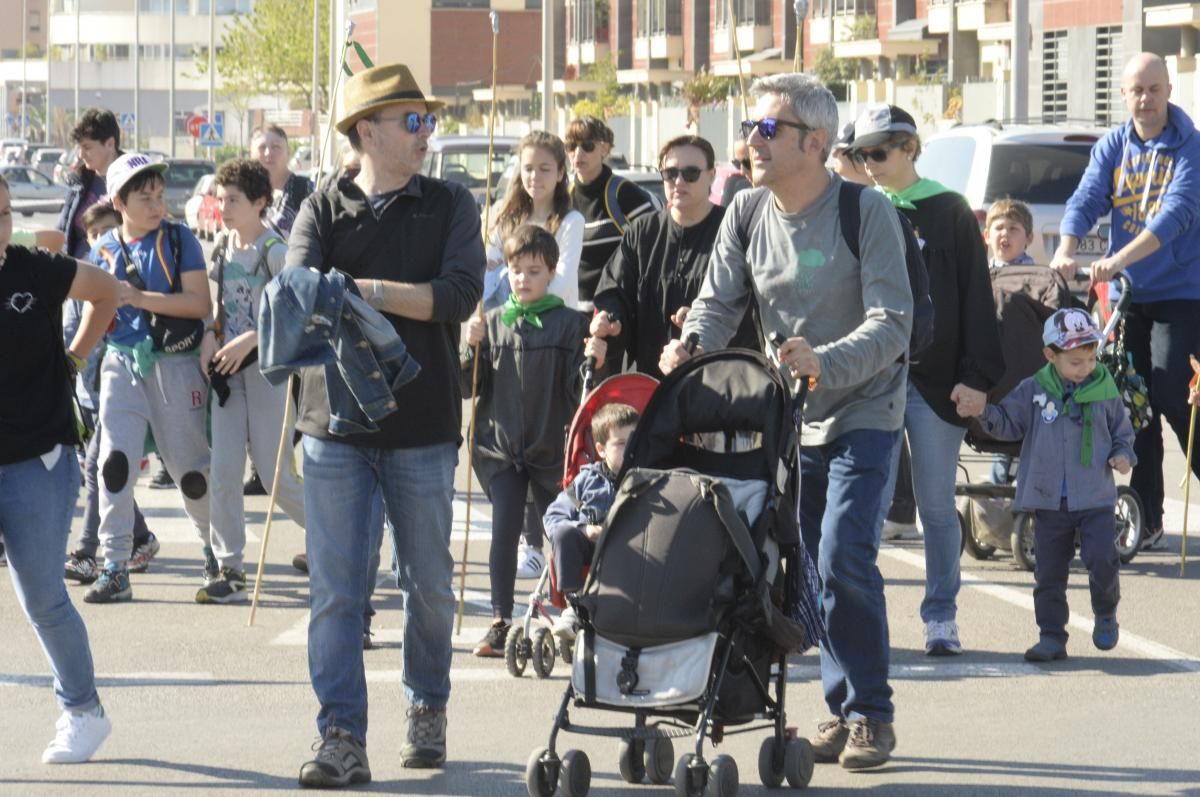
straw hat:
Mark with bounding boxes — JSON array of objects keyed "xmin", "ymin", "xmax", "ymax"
[{"xmin": 336, "ymin": 64, "xmax": 445, "ymax": 135}]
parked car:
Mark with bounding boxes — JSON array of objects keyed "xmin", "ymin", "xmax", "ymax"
[
  {"xmin": 917, "ymin": 123, "xmax": 1111, "ymax": 278},
  {"xmin": 184, "ymin": 173, "xmax": 215, "ymax": 235},
  {"xmin": 53, "ymin": 147, "xmax": 79, "ymax": 185},
  {"xmin": 423, "ymin": 135, "xmax": 519, "ymax": 209},
  {"xmin": 613, "ymin": 168, "xmax": 666, "ymax": 211},
  {"xmin": 163, "ymin": 159, "xmax": 215, "ymax": 219},
  {"xmin": 33, "ymin": 148, "xmax": 64, "ymax": 179},
  {"xmin": 0, "ymin": 164, "xmax": 70, "ymax": 215},
  {"xmin": 290, "ymin": 146, "xmax": 313, "ymax": 175}
]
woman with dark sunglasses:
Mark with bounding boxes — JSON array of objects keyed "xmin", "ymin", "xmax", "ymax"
[
  {"xmin": 850, "ymin": 104, "xmax": 1004, "ymax": 658},
  {"xmin": 589, "ymin": 134, "xmax": 758, "ymax": 379}
]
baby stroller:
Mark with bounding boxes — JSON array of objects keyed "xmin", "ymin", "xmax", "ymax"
[
  {"xmin": 524, "ymin": 350, "xmax": 820, "ymax": 797},
  {"xmin": 957, "ymin": 268, "xmax": 1146, "ymax": 570},
  {"xmin": 506, "ymin": 372, "xmax": 659, "ymax": 679}
]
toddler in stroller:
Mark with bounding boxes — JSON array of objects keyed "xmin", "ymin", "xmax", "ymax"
[{"xmin": 524, "ymin": 349, "xmax": 822, "ymax": 797}]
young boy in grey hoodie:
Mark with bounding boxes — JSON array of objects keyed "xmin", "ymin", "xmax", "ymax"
[{"xmin": 959, "ymin": 308, "xmax": 1136, "ymax": 662}]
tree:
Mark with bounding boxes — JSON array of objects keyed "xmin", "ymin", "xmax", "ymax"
[
  {"xmin": 813, "ymin": 45, "xmax": 858, "ymax": 100},
  {"xmin": 194, "ymin": 0, "xmax": 330, "ymax": 113},
  {"xmin": 571, "ymin": 59, "xmax": 631, "ymax": 120},
  {"xmin": 681, "ymin": 69, "xmax": 735, "ymax": 133}
]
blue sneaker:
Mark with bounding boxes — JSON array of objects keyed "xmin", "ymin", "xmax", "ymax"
[
  {"xmin": 83, "ymin": 565, "xmax": 132, "ymax": 604},
  {"xmin": 1023, "ymin": 638, "xmax": 1067, "ymax": 662},
  {"xmin": 1093, "ymin": 615, "xmax": 1119, "ymax": 651}
]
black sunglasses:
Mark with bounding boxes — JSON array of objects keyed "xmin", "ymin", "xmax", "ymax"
[
  {"xmin": 740, "ymin": 117, "xmax": 813, "ymax": 141},
  {"xmin": 731, "ymin": 158, "xmax": 751, "ymax": 170},
  {"xmin": 567, "ymin": 139, "xmax": 597, "ymax": 153},
  {"xmin": 852, "ymin": 144, "xmax": 898, "ymax": 164},
  {"xmin": 660, "ymin": 166, "xmax": 704, "ymax": 183}
]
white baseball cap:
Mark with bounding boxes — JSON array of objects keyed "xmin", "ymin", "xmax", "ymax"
[
  {"xmin": 1043, "ymin": 308, "xmax": 1104, "ymax": 350},
  {"xmin": 106, "ymin": 152, "xmax": 168, "ymax": 200}
]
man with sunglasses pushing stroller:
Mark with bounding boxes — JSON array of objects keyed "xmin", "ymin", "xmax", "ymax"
[{"xmin": 660, "ymin": 73, "xmax": 912, "ymax": 770}]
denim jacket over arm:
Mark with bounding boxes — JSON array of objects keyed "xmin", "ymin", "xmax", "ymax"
[{"xmin": 259, "ymin": 266, "xmax": 420, "ymax": 436}]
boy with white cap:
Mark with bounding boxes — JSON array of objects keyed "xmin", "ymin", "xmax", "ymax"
[{"xmin": 958, "ymin": 308, "xmax": 1135, "ymax": 662}]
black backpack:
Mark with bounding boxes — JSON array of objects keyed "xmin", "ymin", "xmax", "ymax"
[{"xmin": 735, "ymin": 183, "xmax": 935, "ymax": 364}]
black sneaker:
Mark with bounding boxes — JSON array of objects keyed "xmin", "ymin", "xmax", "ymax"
[
  {"xmin": 243, "ymin": 471, "xmax": 267, "ymax": 496},
  {"xmin": 202, "ymin": 546, "xmax": 220, "ymax": 585},
  {"xmin": 472, "ymin": 619, "xmax": 510, "ymax": 658},
  {"xmin": 195, "ymin": 568, "xmax": 248, "ymax": 604},
  {"xmin": 127, "ymin": 532, "xmax": 160, "ymax": 574},
  {"xmin": 400, "ymin": 705, "xmax": 446, "ymax": 768},
  {"xmin": 292, "ymin": 553, "xmax": 309, "ymax": 574},
  {"xmin": 64, "ymin": 551, "xmax": 99, "ymax": 584},
  {"xmin": 148, "ymin": 465, "xmax": 174, "ymax": 489},
  {"xmin": 298, "ymin": 726, "xmax": 371, "ymax": 788},
  {"xmin": 83, "ymin": 566, "xmax": 132, "ymax": 604}
]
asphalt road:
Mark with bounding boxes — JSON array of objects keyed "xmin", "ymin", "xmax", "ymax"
[{"xmin": 5, "ymin": 209, "xmax": 1200, "ymax": 795}]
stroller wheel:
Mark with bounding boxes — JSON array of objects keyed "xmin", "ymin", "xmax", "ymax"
[
  {"xmin": 525, "ymin": 747, "xmax": 559, "ymax": 797},
  {"xmin": 960, "ymin": 509, "xmax": 995, "ymax": 561},
  {"xmin": 1012, "ymin": 513, "xmax": 1037, "ymax": 572},
  {"xmin": 560, "ymin": 749, "xmax": 591, "ymax": 797},
  {"xmin": 757, "ymin": 737, "xmax": 785, "ymax": 788},
  {"xmin": 617, "ymin": 738, "xmax": 646, "ymax": 784},
  {"xmin": 706, "ymin": 754, "xmax": 738, "ymax": 797},
  {"xmin": 783, "ymin": 737, "xmax": 814, "ymax": 788},
  {"xmin": 644, "ymin": 737, "xmax": 674, "ymax": 785},
  {"xmin": 674, "ymin": 754, "xmax": 707, "ymax": 797},
  {"xmin": 1115, "ymin": 486, "xmax": 1145, "ymax": 564},
  {"xmin": 532, "ymin": 627, "xmax": 556, "ymax": 679},
  {"xmin": 506, "ymin": 625, "xmax": 528, "ymax": 678},
  {"xmin": 558, "ymin": 636, "xmax": 574, "ymax": 665}
]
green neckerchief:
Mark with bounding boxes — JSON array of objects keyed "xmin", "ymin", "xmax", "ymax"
[
  {"xmin": 1033, "ymin": 362, "xmax": 1119, "ymax": 466},
  {"xmin": 500, "ymin": 293, "xmax": 564, "ymax": 329},
  {"xmin": 877, "ymin": 177, "xmax": 957, "ymax": 211}
]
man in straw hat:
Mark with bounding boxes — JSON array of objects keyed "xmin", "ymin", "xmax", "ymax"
[{"xmin": 283, "ymin": 63, "xmax": 484, "ymax": 788}]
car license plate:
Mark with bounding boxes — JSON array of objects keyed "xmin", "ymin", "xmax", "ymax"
[{"xmin": 1076, "ymin": 235, "xmax": 1107, "ymax": 256}]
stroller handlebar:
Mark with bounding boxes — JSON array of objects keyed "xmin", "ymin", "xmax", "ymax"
[{"xmin": 1100, "ymin": 272, "xmax": 1134, "ymax": 342}]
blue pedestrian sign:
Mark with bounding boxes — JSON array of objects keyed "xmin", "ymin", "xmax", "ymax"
[
  {"xmin": 199, "ymin": 120, "xmax": 224, "ymax": 147},
  {"xmin": 120, "ymin": 112, "xmax": 135, "ymax": 128}
]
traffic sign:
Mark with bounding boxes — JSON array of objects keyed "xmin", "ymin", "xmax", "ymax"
[
  {"xmin": 120, "ymin": 112, "xmax": 135, "ymax": 128},
  {"xmin": 187, "ymin": 114, "xmax": 207, "ymax": 139},
  {"xmin": 199, "ymin": 122, "xmax": 224, "ymax": 147}
]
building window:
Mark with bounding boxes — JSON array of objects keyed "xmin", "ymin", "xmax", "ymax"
[
  {"xmin": 570, "ymin": 0, "xmax": 595, "ymax": 43},
  {"xmin": 1041, "ymin": 30, "xmax": 1068, "ymax": 123},
  {"xmin": 637, "ymin": 0, "xmax": 681, "ymax": 35},
  {"xmin": 716, "ymin": 0, "xmax": 773, "ymax": 27},
  {"xmin": 1095, "ymin": 26, "xmax": 1123, "ymax": 127}
]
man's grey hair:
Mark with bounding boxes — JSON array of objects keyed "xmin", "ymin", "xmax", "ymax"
[{"xmin": 749, "ymin": 73, "xmax": 839, "ymax": 161}]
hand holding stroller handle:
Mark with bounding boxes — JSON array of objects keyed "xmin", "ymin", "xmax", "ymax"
[
  {"xmin": 684, "ymin": 332, "xmax": 700, "ymax": 355},
  {"xmin": 1113, "ymin": 272, "xmax": 1134, "ymax": 315},
  {"xmin": 769, "ymin": 331, "xmax": 809, "ymax": 409}
]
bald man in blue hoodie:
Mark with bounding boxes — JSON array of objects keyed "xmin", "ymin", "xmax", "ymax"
[{"xmin": 1052, "ymin": 52, "xmax": 1200, "ymax": 549}]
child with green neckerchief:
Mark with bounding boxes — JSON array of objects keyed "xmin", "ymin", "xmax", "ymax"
[
  {"xmin": 460, "ymin": 224, "xmax": 594, "ymax": 659},
  {"xmin": 959, "ymin": 308, "xmax": 1136, "ymax": 663}
]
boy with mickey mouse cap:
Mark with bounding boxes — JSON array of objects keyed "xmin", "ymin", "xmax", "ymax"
[{"xmin": 958, "ymin": 307, "xmax": 1136, "ymax": 662}]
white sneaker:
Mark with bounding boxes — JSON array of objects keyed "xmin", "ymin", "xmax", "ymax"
[
  {"xmin": 42, "ymin": 706, "xmax": 112, "ymax": 764},
  {"xmin": 882, "ymin": 520, "xmax": 920, "ymax": 541},
  {"xmin": 552, "ymin": 606, "xmax": 578, "ymax": 642},
  {"xmin": 515, "ymin": 545, "xmax": 546, "ymax": 579},
  {"xmin": 924, "ymin": 620, "xmax": 963, "ymax": 656}
]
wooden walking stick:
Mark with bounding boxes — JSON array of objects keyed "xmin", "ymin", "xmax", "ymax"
[
  {"xmin": 248, "ymin": 374, "xmax": 297, "ymax": 626},
  {"xmin": 728, "ymin": 0, "xmax": 751, "ymax": 120},
  {"xmin": 1180, "ymin": 354, "xmax": 1200, "ymax": 576},
  {"xmin": 456, "ymin": 10, "xmax": 502, "ymax": 636}
]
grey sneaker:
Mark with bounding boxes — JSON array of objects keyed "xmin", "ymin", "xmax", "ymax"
[
  {"xmin": 127, "ymin": 533, "xmax": 160, "ymax": 574},
  {"xmin": 401, "ymin": 705, "xmax": 446, "ymax": 768},
  {"xmin": 195, "ymin": 568, "xmax": 248, "ymax": 604},
  {"xmin": 924, "ymin": 619, "xmax": 963, "ymax": 656},
  {"xmin": 298, "ymin": 726, "xmax": 371, "ymax": 788},
  {"xmin": 65, "ymin": 551, "xmax": 99, "ymax": 584},
  {"xmin": 810, "ymin": 717, "xmax": 849, "ymax": 763},
  {"xmin": 83, "ymin": 566, "xmax": 132, "ymax": 604},
  {"xmin": 839, "ymin": 717, "xmax": 896, "ymax": 770},
  {"xmin": 201, "ymin": 546, "xmax": 220, "ymax": 586}
]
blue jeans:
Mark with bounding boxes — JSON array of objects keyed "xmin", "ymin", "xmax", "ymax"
[
  {"xmin": 800, "ymin": 428, "xmax": 900, "ymax": 724},
  {"xmin": 302, "ymin": 436, "xmax": 457, "ymax": 745},
  {"xmin": 883, "ymin": 383, "xmax": 967, "ymax": 623},
  {"xmin": 0, "ymin": 446, "xmax": 101, "ymax": 712}
]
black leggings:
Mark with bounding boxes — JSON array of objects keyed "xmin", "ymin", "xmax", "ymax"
[{"xmin": 488, "ymin": 466, "xmax": 555, "ymax": 620}]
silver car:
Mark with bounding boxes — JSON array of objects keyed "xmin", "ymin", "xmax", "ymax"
[
  {"xmin": 0, "ymin": 165, "xmax": 69, "ymax": 215},
  {"xmin": 917, "ymin": 124, "xmax": 1111, "ymax": 271}
]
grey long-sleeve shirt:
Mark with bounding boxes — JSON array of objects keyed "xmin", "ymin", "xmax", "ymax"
[{"xmin": 682, "ymin": 176, "xmax": 912, "ymax": 446}]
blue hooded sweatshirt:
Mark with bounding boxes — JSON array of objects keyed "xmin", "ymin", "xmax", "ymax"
[{"xmin": 1060, "ymin": 103, "xmax": 1200, "ymax": 303}]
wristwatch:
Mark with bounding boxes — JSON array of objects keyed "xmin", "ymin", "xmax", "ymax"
[{"xmin": 369, "ymin": 279, "xmax": 385, "ymax": 309}]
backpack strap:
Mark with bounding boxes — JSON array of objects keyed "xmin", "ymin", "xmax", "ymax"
[
  {"xmin": 837, "ymin": 181, "xmax": 865, "ymax": 260},
  {"xmin": 603, "ymin": 174, "xmax": 630, "ymax": 233},
  {"xmin": 211, "ymin": 231, "xmax": 231, "ymax": 341},
  {"xmin": 733, "ymin": 187, "xmax": 773, "ymax": 253}
]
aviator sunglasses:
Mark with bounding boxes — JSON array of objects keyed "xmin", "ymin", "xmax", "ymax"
[
  {"xmin": 740, "ymin": 117, "xmax": 813, "ymax": 140},
  {"xmin": 375, "ymin": 112, "xmax": 438, "ymax": 134},
  {"xmin": 660, "ymin": 166, "xmax": 704, "ymax": 183}
]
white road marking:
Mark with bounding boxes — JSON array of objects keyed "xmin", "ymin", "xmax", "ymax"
[
  {"xmin": 269, "ymin": 589, "xmax": 496, "ymax": 646},
  {"xmin": 0, "ymin": 671, "xmax": 216, "ymax": 687},
  {"xmin": 881, "ymin": 546, "xmax": 1200, "ymax": 674}
]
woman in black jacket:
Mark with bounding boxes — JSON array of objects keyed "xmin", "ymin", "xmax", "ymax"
[
  {"xmin": 1, "ymin": 174, "xmax": 121, "ymax": 763},
  {"xmin": 851, "ymin": 104, "xmax": 1004, "ymax": 657}
]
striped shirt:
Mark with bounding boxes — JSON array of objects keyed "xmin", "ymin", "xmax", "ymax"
[{"xmin": 570, "ymin": 165, "xmax": 655, "ymax": 303}]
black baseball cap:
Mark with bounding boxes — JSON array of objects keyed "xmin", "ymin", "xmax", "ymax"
[{"xmin": 852, "ymin": 104, "xmax": 918, "ymax": 149}]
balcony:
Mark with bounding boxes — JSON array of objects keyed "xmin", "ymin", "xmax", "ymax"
[
  {"xmin": 633, "ymin": 33, "xmax": 683, "ymax": 62},
  {"xmin": 832, "ymin": 37, "xmax": 939, "ymax": 60},
  {"xmin": 567, "ymin": 39, "xmax": 610, "ymax": 67},
  {"xmin": 928, "ymin": 0, "xmax": 1008, "ymax": 34}
]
